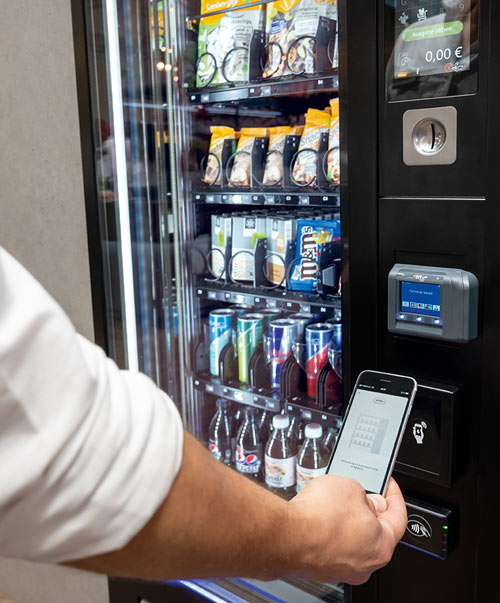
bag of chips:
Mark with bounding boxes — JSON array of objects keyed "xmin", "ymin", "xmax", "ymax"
[
  {"xmin": 203, "ymin": 126, "xmax": 236, "ymax": 185},
  {"xmin": 229, "ymin": 127, "xmax": 268, "ymax": 187},
  {"xmin": 197, "ymin": 1, "xmax": 265, "ymax": 87},
  {"xmin": 289, "ymin": 218, "xmax": 341, "ymax": 291},
  {"xmin": 263, "ymin": 0, "xmax": 337, "ymax": 79},
  {"xmin": 292, "ymin": 108, "xmax": 330, "ymax": 186},
  {"xmin": 262, "ymin": 125, "xmax": 303, "ymax": 186},
  {"xmin": 327, "ymin": 98, "xmax": 340, "ymax": 184}
]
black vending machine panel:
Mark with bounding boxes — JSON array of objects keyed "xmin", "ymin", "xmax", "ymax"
[{"xmin": 347, "ymin": 0, "xmax": 489, "ymax": 601}]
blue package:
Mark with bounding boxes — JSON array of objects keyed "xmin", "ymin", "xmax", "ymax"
[{"xmin": 289, "ymin": 219, "xmax": 341, "ymax": 292}]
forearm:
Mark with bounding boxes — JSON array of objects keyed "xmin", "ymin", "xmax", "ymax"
[{"xmin": 67, "ymin": 431, "xmax": 299, "ymax": 581}]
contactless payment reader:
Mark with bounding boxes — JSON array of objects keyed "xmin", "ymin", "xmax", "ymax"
[{"xmin": 388, "ymin": 264, "xmax": 479, "ymax": 343}]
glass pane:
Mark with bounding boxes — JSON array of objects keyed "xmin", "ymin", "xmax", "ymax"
[
  {"xmin": 84, "ymin": 0, "xmax": 180, "ymax": 400},
  {"xmin": 166, "ymin": 0, "xmax": 345, "ymax": 599},
  {"xmin": 84, "ymin": 0, "xmax": 345, "ymax": 599}
]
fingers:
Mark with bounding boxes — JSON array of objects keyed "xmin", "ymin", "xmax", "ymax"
[
  {"xmin": 366, "ymin": 493, "xmax": 388, "ymax": 516},
  {"xmin": 377, "ymin": 478, "xmax": 408, "ymax": 544},
  {"xmin": 344, "ymin": 572, "xmax": 373, "ymax": 586}
]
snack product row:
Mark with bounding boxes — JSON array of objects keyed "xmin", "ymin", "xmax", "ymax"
[
  {"xmin": 196, "ymin": 0, "xmax": 338, "ymax": 87},
  {"xmin": 210, "ymin": 210, "xmax": 341, "ymax": 294},
  {"xmin": 203, "ymin": 99, "xmax": 340, "ymax": 188}
]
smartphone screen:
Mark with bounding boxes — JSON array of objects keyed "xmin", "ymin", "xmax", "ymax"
[{"xmin": 327, "ymin": 371, "xmax": 416, "ymax": 494}]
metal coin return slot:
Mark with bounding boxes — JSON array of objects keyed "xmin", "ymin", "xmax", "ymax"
[{"xmin": 413, "ymin": 119, "xmax": 446, "ymax": 156}]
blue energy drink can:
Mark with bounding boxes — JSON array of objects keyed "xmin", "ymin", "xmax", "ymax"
[
  {"xmin": 209, "ymin": 309, "xmax": 235, "ymax": 376},
  {"xmin": 269, "ymin": 319, "xmax": 297, "ymax": 390}
]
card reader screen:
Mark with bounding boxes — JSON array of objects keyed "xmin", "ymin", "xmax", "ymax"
[{"xmin": 401, "ymin": 281, "xmax": 441, "ymax": 317}]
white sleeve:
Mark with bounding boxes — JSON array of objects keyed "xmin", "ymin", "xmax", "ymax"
[{"xmin": 0, "ymin": 247, "xmax": 184, "ymax": 563}]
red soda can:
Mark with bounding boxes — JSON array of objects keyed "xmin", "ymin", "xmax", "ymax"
[{"xmin": 305, "ymin": 323, "xmax": 335, "ymax": 398}]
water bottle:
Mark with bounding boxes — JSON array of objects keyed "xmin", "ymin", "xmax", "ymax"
[
  {"xmin": 323, "ymin": 425, "xmax": 339, "ymax": 454},
  {"xmin": 208, "ymin": 398, "xmax": 233, "ymax": 466},
  {"xmin": 296, "ymin": 423, "xmax": 330, "ymax": 493},
  {"xmin": 257, "ymin": 409, "xmax": 273, "ymax": 443},
  {"xmin": 265, "ymin": 414, "xmax": 297, "ymax": 499},
  {"xmin": 235, "ymin": 406, "xmax": 263, "ymax": 480}
]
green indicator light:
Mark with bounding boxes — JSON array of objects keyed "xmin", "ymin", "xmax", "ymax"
[{"xmin": 443, "ymin": 525, "xmax": 448, "ymax": 530}]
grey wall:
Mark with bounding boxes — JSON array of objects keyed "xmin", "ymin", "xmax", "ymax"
[
  {"xmin": 0, "ymin": 0, "xmax": 108, "ymax": 601},
  {"xmin": 0, "ymin": 0, "xmax": 94, "ymax": 340}
]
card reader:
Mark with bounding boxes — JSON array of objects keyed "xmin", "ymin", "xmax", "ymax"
[
  {"xmin": 388, "ymin": 264, "xmax": 479, "ymax": 343},
  {"xmin": 401, "ymin": 497, "xmax": 457, "ymax": 560}
]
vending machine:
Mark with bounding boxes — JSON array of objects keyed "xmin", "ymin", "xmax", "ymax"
[{"xmin": 73, "ymin": 0, "xmax": 497, "ymax": 601}]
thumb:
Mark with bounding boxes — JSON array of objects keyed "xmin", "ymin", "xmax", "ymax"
[{"xmin": 366, "ymin": 493, "xmax": 388, "ymax": 516}]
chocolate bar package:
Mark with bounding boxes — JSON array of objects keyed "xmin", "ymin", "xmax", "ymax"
[{"xmin": 289, "ymin": 218, "xmax": 340, "ymax": 291}]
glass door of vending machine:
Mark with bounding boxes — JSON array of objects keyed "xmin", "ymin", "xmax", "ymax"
[{"xmin": 80, "ymin": 0, "xmax": 350, "ymax": 601}]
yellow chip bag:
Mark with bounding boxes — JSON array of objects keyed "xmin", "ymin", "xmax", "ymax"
[
  {"xmin": 292, "ymin": 108, "xmax": 330, "ymax": 186},
  {"xmin": 229, "ymin": 127, "xmax": 268, "ymax": 187},
  {"xmin": 327, "ymin": 98, "xmax": 340, "ymax": 184},
  {"xmin": 203, "ymin": 126, "xmax": 236, "ymax": 186},
  {"xmin": 262, "ymin": 126, "xmax": 302, "ymax": 186}
]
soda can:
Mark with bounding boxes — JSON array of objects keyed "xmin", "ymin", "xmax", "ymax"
[
  {"xmin": 237, "ymin": 313, "xmax": 264, "ymax": 383},
  {"xmin": 289, "ymin": 312, "xmax": 315, "ymax": 342},
  {"xmin": 259, "ymin": 308, "xmax": 282, "ymax": 330},
  {"xmin": 305, "ymin": 323, "xmax": 335, "ymax": 398},
  {"xmin": 229, "ymin": 304, "xmax": 253, "ymax": 316},
  {"xmin": 209, "ymin": 309, "xmax": 235, "ymax": 377},
  {"xmin": 269, "ymin": 319, "xmax": 297, "ymax": 390}
]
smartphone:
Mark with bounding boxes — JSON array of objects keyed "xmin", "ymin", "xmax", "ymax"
[{"xmin": 327, "ymin": 370, "xmax": 417, "ymax": 495}]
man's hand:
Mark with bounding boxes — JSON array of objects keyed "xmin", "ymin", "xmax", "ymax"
[
  {"xmin": 68, "ymin": 432, "xmax": 407, "ymax": 585},
  {"xmin": 286, "ymin": 476, "xmax": 407, "ymax": 584}
]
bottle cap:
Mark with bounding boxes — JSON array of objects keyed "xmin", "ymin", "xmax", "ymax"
[
  {"xmin": 305, "ymin": 423, "xmax": 323, "ymax": 439},
  {"xmin": 273, "ymin": 414, "xmax": 291, "ymax": 429},
  {"xmin": 216, "ymin": 398, "xmax": 229, "ymax": 407}
]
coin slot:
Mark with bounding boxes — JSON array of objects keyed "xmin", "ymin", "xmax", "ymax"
[{"xmin": 412, "ymin": 119, "xmax": 446, "ymax": 156}]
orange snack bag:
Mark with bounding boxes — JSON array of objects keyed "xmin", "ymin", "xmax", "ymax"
[
  {"xmin": 292, "ymin": 109, "xmax": 330, "ymax": 186},
  {"xmin": 229, "ymin": 127, "xmax": 269, "ymax": 187},
  {"xmin": 203, "ymin": 126, "xmax": 236, "ymax": 185}
]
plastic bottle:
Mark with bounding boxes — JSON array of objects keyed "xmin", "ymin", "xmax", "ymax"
[
  {"xmin": 257, "ymin": 409, "xmax": 273, "ymax": 443},
  {"xmin": 323, "ymin": 425, "xmax": 339, "ymax": 454},
  {"xmin": 235, "ymin": 406, "xmax": 263, "ymax": 480},
  {"xmin": 265, "ymin": 414, "xmax": 297, "ymax": 499},
  {"xmin": 287, "ymin": 416, "xmax": 305, "ymax": 446},
  {"xmin": 296, "ymin": 423, "xmax": 330, "ymax": 493},
  {"xmin": 208, "ymin": 398, "xmax": 233, "ymax": 466}
]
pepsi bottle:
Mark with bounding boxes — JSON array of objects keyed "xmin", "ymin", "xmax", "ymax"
[
  {"xmin": 208, "ymin": 398, "xmax": 233, "ymax": 466},
  {"xmin": 235, "ymin": 406, "xmax": 263, "ymax": 480}
]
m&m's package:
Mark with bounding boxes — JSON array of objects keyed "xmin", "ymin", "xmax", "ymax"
[{"xmin": 289, "ymin": 219, "xmax": 340, "ymax": 291}]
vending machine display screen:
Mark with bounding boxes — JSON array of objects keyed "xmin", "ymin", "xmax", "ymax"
[
  {"xmin": 386, "ymin": 0, "xmax": 479, "ymax": 100},
  {"xmin": 400, "ymin": 281, "xmax": 441, "ymax": 318},
  {"xmin": 393, "ymin": 1, "xmax": 473, "ymax": 80}
]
